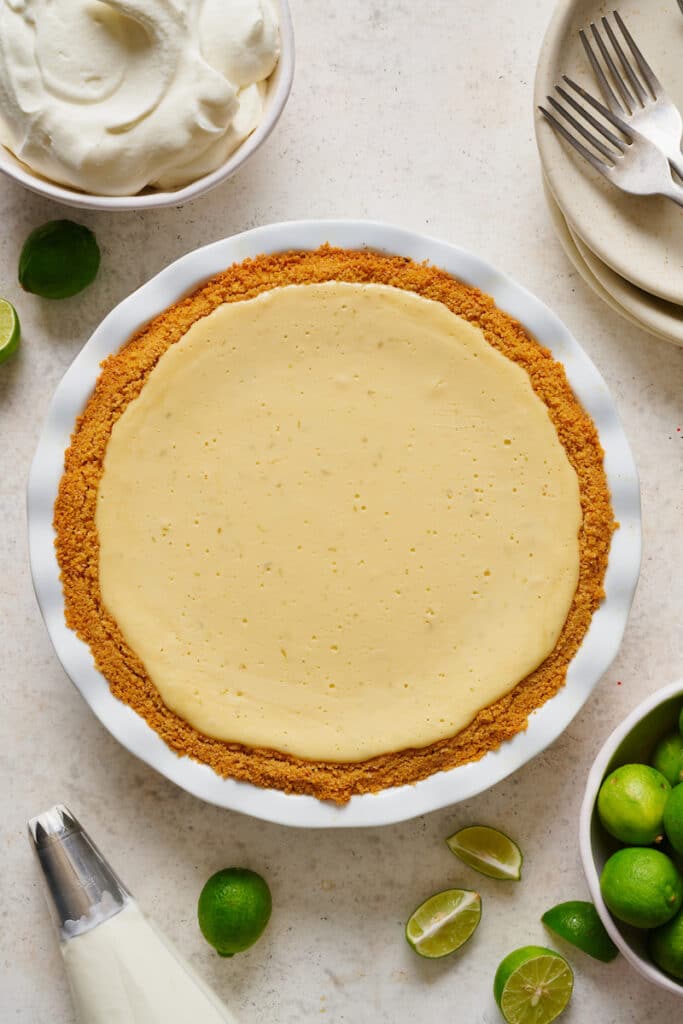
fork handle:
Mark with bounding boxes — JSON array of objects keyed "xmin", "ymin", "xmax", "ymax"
[{"xmin": 668, "ymin": 153, "xmax": 683, "ymax": 185}]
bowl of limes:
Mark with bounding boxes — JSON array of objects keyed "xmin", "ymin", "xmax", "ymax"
[{"xmin": 580, "ymin": 679, "xmax": 683, "ymax": 996}]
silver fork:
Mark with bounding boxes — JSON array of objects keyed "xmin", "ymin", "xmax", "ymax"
[
  {"xmin": 580, "ymin": 10, "xmax": 683, "ymax": 180},
  {"xmin": 539, "ymin": 79, "xmax": 683, "ymax": 206}
]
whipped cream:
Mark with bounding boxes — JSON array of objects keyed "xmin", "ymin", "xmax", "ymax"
[{"xmin": 0, "ymin": 0, "xmax": 280, "ymax": 195}]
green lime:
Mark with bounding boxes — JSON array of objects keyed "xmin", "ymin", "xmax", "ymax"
[
  {"xmin": 405, "ymin": 888, "xmax": 481, "ymax": 958},
  {"xmin": 597, "ymin": 764, "xmax": 670, "ymax": 845},
  {"xmin": 652, "ymin": 734, "xmax": 683, "ymax": 787},
  {"xmin": 679, "ymin": 705, "xmax": 683, "ymax": 737},
  {"xmin": 445, "ymin": 825, "xmax": 522, "ymax": 881},
  {"xmin": 664, "ymin": 785, "xmax": 683, "ymax": 856},
  {"xmin": 0, "ymin": 299, "xmax": 20, "ymax": 363},
  {"xmin": 650, "ymin": 908, "xmax": 683, "ymax": 980},
  {"xmin": 493, "ymin": 946, "xmax": 573, "ymax": 1024},
  {"xmin": 19, "ymin": 220, "xmax": 100, "ymax": 299},
  {"xmin": 541, "ymin": 900, "xmax": 618, "ymax": 962},
  {"xmin": 197, "ymin": 867, "xmax": 272, "ymax": 957},
  {"xmin": 600, "ymin": 847, "xmax": 682, "ymax": 929}
]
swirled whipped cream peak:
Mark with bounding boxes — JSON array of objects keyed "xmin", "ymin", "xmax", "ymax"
[{"xmin": 0, "ymin": 0, "xmax": 280, "ymax": 195}]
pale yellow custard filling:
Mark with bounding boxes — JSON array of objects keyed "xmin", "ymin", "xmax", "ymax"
[{"xmin": 96, "ymin": 282, "xmax": 581, "ymax": 762}]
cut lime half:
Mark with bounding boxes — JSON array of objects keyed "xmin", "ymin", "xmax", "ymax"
[
  {"xmin": 446, "ymin": 825, "xmax": 523, "ymax": 880},
  {"xmin": 405, "ymin": 888, "xmax": 481, "ymax": 958},
  {"xmin": 494, "ymin": 946, "xmax": 573, "ymax": 1024},
  {"xmin": 0, "ymin": 299, "xmax": 20, "ymax": 363}
]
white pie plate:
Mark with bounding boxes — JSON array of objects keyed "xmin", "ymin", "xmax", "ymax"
[{"xmin": 27, "ymin": 220, "xmax": 642, "ymax": 828}]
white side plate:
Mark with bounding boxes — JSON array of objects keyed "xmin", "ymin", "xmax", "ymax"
[
  {"xmin": 27, "ymin": 220, "xmax": 641, "ymax": 828},
  {"xmin": 541, "ymin": 174, "xmax": 682, "ymax": 346},
  {"xmin": 534, "ymin": 0, "xmax": 683, "ymax": 306}
]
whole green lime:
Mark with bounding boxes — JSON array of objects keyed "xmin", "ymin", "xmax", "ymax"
[
  {"xmin": 597, "ymin": 764, "xmax": 670, "ymax": 845},
  {"xmin": 600, "ymin": 847, "xmax": 682, "ymax": 929},
  {"xmin": 198, "ymin": 867, "xmax": 272, "ymax": 957},
  {"xmin": 650, "ymin": 908, "xmax": 683, "ymax": 980},
  {"xmin": 664, "ymin": 785, "xmax": 683, "ymax": 856},
  {"xmin": 19, "ymin": 220, "xmax": 100, "ymax": 299},
  {"xmin": 652, "ymin": 734, "xmax": 683, "ymax": 787},
  {"xmin": 679, "ymin": 705, "xmax": 683, "ymax": 737}
]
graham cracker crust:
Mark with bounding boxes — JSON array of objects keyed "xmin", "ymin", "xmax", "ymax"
[{"xmin": 54, "ymin": 246, "xmax": 614, "ymax": 803}]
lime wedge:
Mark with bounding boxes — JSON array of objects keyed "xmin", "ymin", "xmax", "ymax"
[
  {"xmin": 542, "ymin": 900, "xmax": 618, "ymax": 962},
  {"xmin": 446, "ymin": 825, "xmax": 523, "ymax": 880},
  {"xmin": 0, "ymin": 299, "xmax": 20, "ymax": 363},
  {"xmin": 405, "ymin": 888, "xmax": 481, "ymax": 958},
  {"xmin": 494, "ymin": 946, "xmax": 573, "ymax": 1024}
]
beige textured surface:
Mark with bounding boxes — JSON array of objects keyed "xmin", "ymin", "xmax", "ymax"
[
  {"xmin": 98, "ymin": 282, "xmax": 581, "ymax": 761},
  {"xmin": 1, "ymin": 1, "xmax": 682, "ymax": 1021}
]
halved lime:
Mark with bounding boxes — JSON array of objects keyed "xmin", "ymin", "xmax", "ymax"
[
  {"xmin": 405, "ymin": 888, "xmax": 481, "ymax": 958},
  {"xmin": 541, "ymin": 900, "xmax": 618, "ymax": 962},
  {"xmin": 446, "ymin": 825, "xmax": 523, "ymax": 880},
  {"xmin": 0, "ymin": 299, "xmax": 20, "ymax": 363},
  {"xmin": 494, "ymin": 946, "xmax": 573, "ymax": 1024}
]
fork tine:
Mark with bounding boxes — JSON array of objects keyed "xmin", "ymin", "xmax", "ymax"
[
  {"xmin": 590, "ymin": 21, "xmax": 634, "ymax": 112},
  {"xmin": 579, "ymin": 28, "xmax": 625, "ymax": 115},
  {"xmin": 546, "ymin": 96, "xmax": 618, "ymax": 162},
  {"xmin": 602, "ymin": 16, "xmax": 647, "ymax": 107},
  {"xmin": 539, "ymin": 106, "xmax": 611, "ymax": 177},
  {"xmin": 562, "ymin": 75, "xmax": 633, "ymax": 137},
  {"xmin": 555, "ymin": 85, "xmax": 626, "ymax": 151},
  {"xmin": 613, "ymin": 10, "xmax": 662, "ymax": 97}
]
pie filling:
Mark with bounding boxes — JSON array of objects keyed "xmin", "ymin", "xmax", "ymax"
[{"xmin": 96, "ymin": 281, "xmax": 581, "ymax": 762}]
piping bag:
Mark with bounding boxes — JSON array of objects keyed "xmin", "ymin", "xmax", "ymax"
[{"xmin": 28, "ymin": 804, "xmax": 238, "ymax": 1023}]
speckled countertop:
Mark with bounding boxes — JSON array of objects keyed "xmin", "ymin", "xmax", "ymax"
[{"xmin": 1, "ymin": 2, "xmax": 683, "ymax": 1021}]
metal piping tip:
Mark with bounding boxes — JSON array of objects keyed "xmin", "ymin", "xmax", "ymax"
[
  {"xmin": 28, "ymin": 804, "xmax": 80, "ymax": 847},
  {"xmin": 28, "ymin": 804, "xmax": 130, "ymax": 941}
]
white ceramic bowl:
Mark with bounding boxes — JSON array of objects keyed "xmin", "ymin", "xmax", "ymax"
[
  {"xmin": 28, "ymin": 219, "xmax": 642, "ymax": 828},
  {"xmin": 580, "ymin": 679, "xmax": 683, "ymax": 996},
  {"xmin": 0, "ymin": 0, "xmax": 294, "ymax": 211}
]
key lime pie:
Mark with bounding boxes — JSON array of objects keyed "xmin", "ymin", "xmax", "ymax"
[{"xmin": 55, "ymin": 247, "xmax": 614, "ymax": 802}]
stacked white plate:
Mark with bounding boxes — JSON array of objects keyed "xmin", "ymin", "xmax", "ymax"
[{"xmin": 534, "ymin": 0, "xmax": 683, "ymax": 347}]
